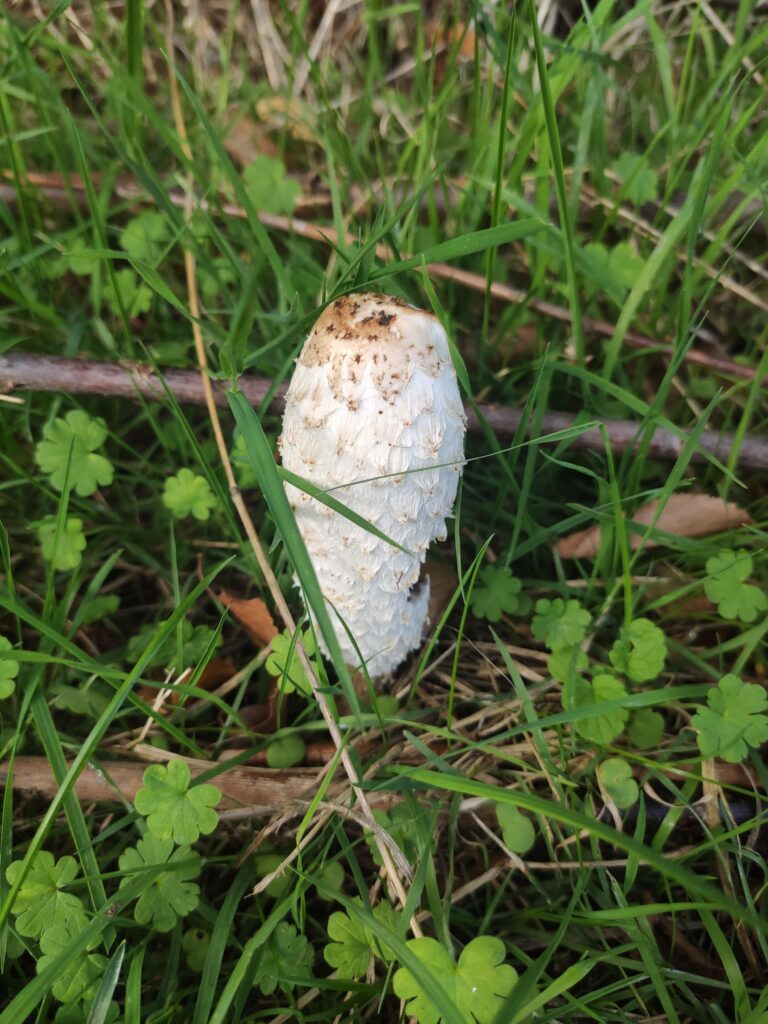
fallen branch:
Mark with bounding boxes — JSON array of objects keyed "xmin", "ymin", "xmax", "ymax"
[
  {"xmin": 2, "ymin": 170, "xmax": 765, "ymax": 384},
  {"xmin": 2, "ymin": 350, "xmax": 767, "ymax": 470}
]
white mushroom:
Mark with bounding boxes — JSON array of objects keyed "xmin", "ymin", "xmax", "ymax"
[{"xmin": 278, "ymin": 293, "xmax": 466, "ymax": 677}]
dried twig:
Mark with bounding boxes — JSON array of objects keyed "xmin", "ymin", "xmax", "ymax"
[{"xmin": 3, "ymin": 350, "xmax": 767, "ymax": 470}]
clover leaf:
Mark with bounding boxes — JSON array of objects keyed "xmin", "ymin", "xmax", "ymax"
[
  {"xmin": 35, "ymin": 410, "xmax": 114, "ymax": 496},
  {"xmin": 37, "ymin": 926, "xmax": 107, "ymax": 1004},
  {"xmin": 104, "ymin": 268, "xmax": 152, "ymax": 318},
  {"xmin": 582, "ymin": 241, "xmax": 645, "ymax": 304},
  {"xmin": 126, "ymin": 618, "xmax": 220, "ymax": 673},
  {"xmin": 38, "ymin": 517, "xmax": 87, "ymax": 572},
  {"xmin": 547, "ymin": 645, "xmax": 588, "ymax": 684},
  {"xmin": 628, "ymin": 708, "xmax": 665, "ymax": 749},
  {"xmin": 120, "ymin": 211, "xmax": 169, "ymax": 263},
  {"xmin": 253, "ymin": 851, "xmax": 292, "ymax": 901},
  {"xmin": 323, "ymin": 900, "xmax": 397, "ymax": 979},
  {"xmin": 563, "ymin": 673, "xmax": 629, "ymax": 745},
  {"xmin": 469, "ymin": 567, "xmax": 526, "ymax": 622},
  {"xmin": 693, "ymin": 674, "xmax": 768, "ymax": 764},
  {"xmin": 243, "ymin": 155, "xmax": 301, "ymax": 215},
  {"xmin": 611, "ymin": 152, "xmax": 658, "ymax": 205},
  {"xmin": 163, "ymin": 468, "xmax": 217, "ymax": 521},
  {"xmin": 532, "ymin": 598, "xmax": 592, "ymax": 651},
  {"xmin": 0, "ymin": 636, "xmax": 19, "ymax": 699},
  {"xmin": 252, "ymin": 921, "xmax": 313, "ymax": 995},
  {"xmin": 134, "ymin": 760, "xmax": 221, "ymax": 845},
  {"xmin": 119, "ymin": 834, "xmax": 201, "ymax": 932},
  {"xmin": 5, "ymin": 852, "xmax": 88, "ymax": 940},
  {"xmin": 231, "ymin": 433, "xmax": 258, "ymax": 488},
  {"xmin": 265, "ymin": 628, "xmax": 318, "ymax": 696},
  {"xmin": 609, "ymin": 618, "xmax": 667, "ymax": 683},
  {"xmin": 704, "ymin": 550, "xmax": 767, "ymax": 623},
  {"xmin": 182, "ymin": 927, "xmax": 211, "ymax": 972},
  {"xmin": 393, "ymin": 935, "xmax": 518, "ymax": 1024},
  {"xmin": 365, "ymin": 802, "xmax": 421, "ymax": 868},
  {"xmin": 495, "ymin": 803, "xmax": 535, "ymax": 855},
  {"xmin": 266, "ymin": 734, "xmax": 306, "ymax": 768},
  {"xmin": 599, "ymin": 757, "xmax": 639, "ymax": 809}
]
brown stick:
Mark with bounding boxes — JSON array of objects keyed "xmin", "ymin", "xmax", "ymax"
[
  {"xmin": 3, "ymin": 171, "xmax": 764, "ymax": 384},
  {"xmin": 2, "ymin": 350, "xmax": 767, "ymax": 470},
  {"xmin": 0, "ymin": 755, "xmax": 318, "ymax": 814}
]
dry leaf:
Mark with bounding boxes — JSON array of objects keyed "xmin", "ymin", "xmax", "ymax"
[
  {"xmin": 556, "ymin": 494, "xmax": 753, "ymax": 559},
  {"xmin": 218, "ymin": 589, "xmax": 278, "ymax": 647}
]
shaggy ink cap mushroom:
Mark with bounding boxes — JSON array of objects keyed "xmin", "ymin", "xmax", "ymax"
[{"xmin": 279, "ymin": 293, "xmax": 466, "ymax": 677}]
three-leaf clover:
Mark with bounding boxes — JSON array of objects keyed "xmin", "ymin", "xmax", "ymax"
[
  {"xmin": 163, "ymin": 468, "xmax": 217, "ymax": 521},
  {"xmin": 692, "ymin": 674, "xmax": 768, "ymax": 764},
  {"xmin": 495, "ymin": 803, "xmax": 535, "ymax": 855},
  {"xmin": 243, "ymin": 155, "xmax": 301, "ymax": 215},
  {"xmin": 126, "ymin": 619, "xmax": 220, "ymax": 673},
  {"xmin": 324, "ymin": 900, "xmax": 397, "ymax": 979},
  {"xmin": 38, "ymin": 517, "xmax": 87, "ymax": 572},
  {"xmin": 134, "ymin": 760, "xmax": 221, "ymax": 845},
  {"xmin": 0, "ymin": 636, "xmax": 19, "ymax": 699},
  {"xmin": 582, "ymin": 241, "xmax": 645, "ymax": 304},
  {"xmin": 704, "ymin": 550, "xmax": 767, "ymax": 623},
  {"xmin": 35, "ymin": 410, "xmax": 114, "ymax": 496},
  {"xmin": 252, "ymin": 921, "xmax": 313, "ymax": 995},
  {"xmin": 599, "ymin": 757, "xmax": 639, "ymax": 809},
  {"xmin": 393, "ymin": 936, "xmax": 518, "ymax": 1024},
  {"xmin": 37, "ymin": 926, "xmax": 107, "ymax": 1004},
  {"xmin": 5, "ymin": 852, "xmax": 88, "ymax": 940},
  {"xmin": 266, "ymin": 734, "xmax": 306, "ymax": 768},
  {"xmin": 609, "ymin": 618, "xmax": 667, "ymax": 683},
  {"xmin": 265, "ymin": 629, "xmax": 318, "ymax": 696},
  {"xmin": 532, "ymin": 599, "xmax": 592, "ymax": 651},
  {"xmin": 563, "ymin": 673, "xmax": 629, "ymax": 745},
  {"xmin": 469, "ymin": 567, "xmax": 526, "ymax": 622},
  {"xmin": 119, "ymin": 834, "xmax": 201, "ymax": 932}
]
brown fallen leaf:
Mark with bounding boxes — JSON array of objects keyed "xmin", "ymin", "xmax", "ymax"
[
  {"xmin": 556, "ymin": 493, "xmax": 753, "ymax": 559},
  {"xmin": 218, "ymin": 589, "xmax": 278, "ymax": 647}
]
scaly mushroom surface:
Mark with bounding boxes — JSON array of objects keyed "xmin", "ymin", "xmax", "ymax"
[{"xmin": 279, "ymin": 293, "xmax": 466, "ymax": 676}]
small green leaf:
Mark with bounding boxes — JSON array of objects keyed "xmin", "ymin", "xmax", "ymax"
[
  {"xmin": 393, "ymin": 935, "xmax": 518, "ymax": 1024},
  {"xmin": 609, "ymin": 618, "xmax": 667, "ymax": 683},
  {"xmin": 37, "ymin": 926, "xmax": 107, "ymax": 1004},
  {"xmin": 628, "ymin": 708, "xmax": 665, "ymax": 749},
  {"xmin": 104, "ymin": 268, "xmax": 153, "ymax": 317},
  {"xmin": 77, "ymin": 594, "xmax": 120, "ymax": 626},
  {"xmin": 5, "ymin": 852, "xmax": 88, "ymax": 940},
  {"xmin": 35, "ymin": 409, "xmax": 114, "ymax": 496},
  {"xmin": 265, "ymin": 629, "xmax": 318, "ymax": 696},
  {"xmin": 0, "ymin": 635, "xmax": 19, "ymax": 699},
  {"xmin": 599, "ymin": 757, "xmax": 639, "ymax": 809},
  {"xmin": 253, "ymin": 851, "xmax": 291, "ymax": 900},
  {"xmin": 134, "ymin": 760, "xmax": 221, "ymax": 845},
  {"xmin": 64, "ymin": 238, "xmax": 98, "ymax": 276},
  {"xmin": 119, "ymin": 834, "xmax": 201, "ymax": 932},
  {"xmin": 532, "ymin": 598, "xmax": 592, "ymax": 651},
  {"xmin": 120, "ymin": 211, "xmax": 169, "ymax": 263},
  {"xmin": 547, "ymin": 645, "xmax": 588, "ymax": 683},
  {"xmin": 495, "ymin": 803, "xmax": 535, "ymax": 855},
  {"xmin": 266, "ymin": 734, "xmax": 306, "ymax": 768},
  {"xmin": 469, "ymin": 567, "xmax": 526, "ymax": 622},
  {"xmin": 252, "ymin": 921, "xmax": 313, "ymax": 995},
  {"xmin": 693, "ymin": 674, "xmax": 768, "ymax": 764},
  {"xmin": 163, "ymin": 468, "xmax": 217, "ymax": 521},
  {"xmin": 704, "ymin": 550, "xmax": 767, "ymax": 623},
  {"xmin": 611, "ymin": 152, "xmax": 658, "ymax": 205},
  {"xmin": 231, "ymin": 433, "xmax": 258, "ymax": 488},
  {"xmin": 243, "ymin": 155, "xmax": 301, "ymax": 215},
  {"xmin": 564, "ymin": 673, "xmax": 629, "ymax": 745},
  {"xmin": 315, "ymin": 860, "xmax": 345, "ymax": 901},
  {"xmin": 126, "ymin": 619, "xmax": 220, "ymax": 673},
  {"xmin": 38, "ymin": 517, "xmax": 87, "ymax": 572},
  {"xmin": 182, "ymin": 927, "xmax": 211, "ymax": 972},
  {"xmin": 324, "ymin": 901, "xmax": 397, "ymax": 979},
  {"xmin": 582, "ymin": 241, "xmax": 644, "ymax": 304}
]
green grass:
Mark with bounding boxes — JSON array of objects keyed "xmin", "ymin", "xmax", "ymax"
[{"xmin": 1, "ymin": 1, "xmax": 768, "ymax": 1021}]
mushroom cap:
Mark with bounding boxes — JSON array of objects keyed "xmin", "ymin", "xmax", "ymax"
[{"xmin": 279, "ymin": 292, "xmax": 466, "ymax": 676}]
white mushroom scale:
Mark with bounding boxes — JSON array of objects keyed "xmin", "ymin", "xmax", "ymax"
[{"xmin": 278, "ymin": 293, "xmax": 466, "ymax": 677}]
